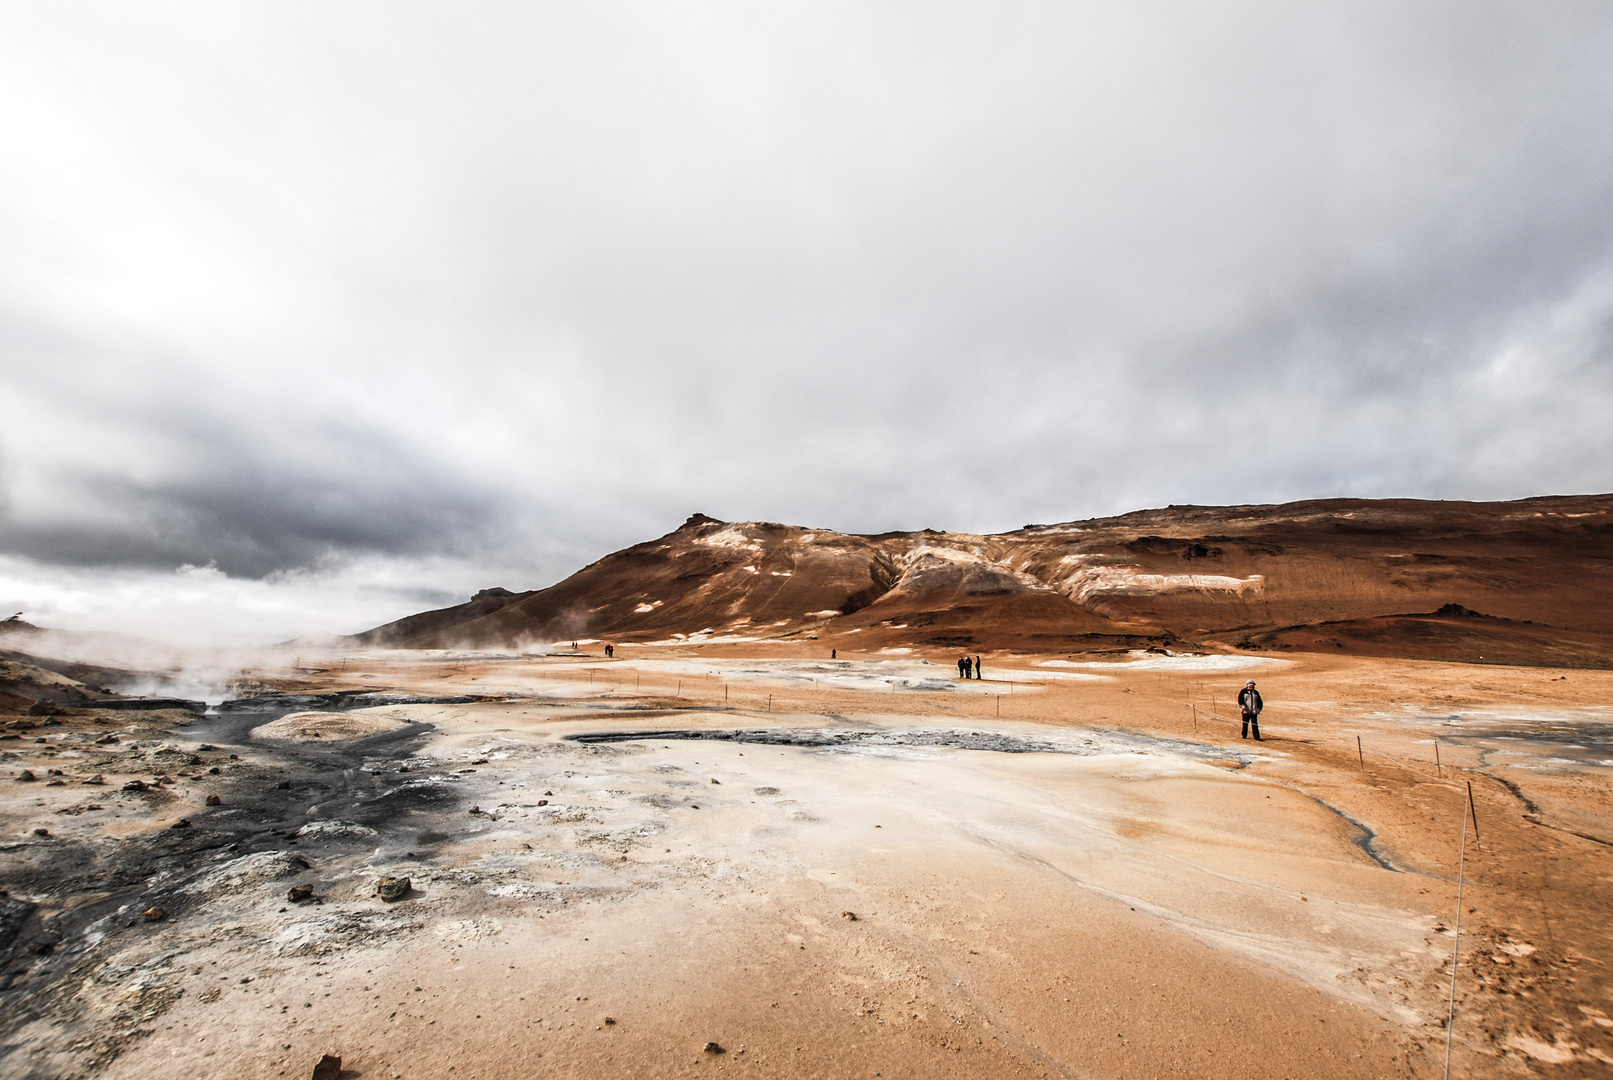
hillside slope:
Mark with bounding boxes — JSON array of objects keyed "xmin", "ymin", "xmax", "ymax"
[{"xmin": 350, "ymin": 496, "xmax": 1613, "ymax": 666}]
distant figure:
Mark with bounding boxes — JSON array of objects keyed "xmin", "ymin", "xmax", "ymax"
[
  {"xmin": 973, "ymin": 655, "xmax": 982, "ymax": 679},
  {"xmin": 1238, "ymin": 680, "xmax": 1263, "ymax": 740},
  {"xmin": 831, "ymin": 648, "xmax": 836, "ymax": 659},
  {"xmin": 958, "ymin": 655, "xmax": 970, "ymax": 679},
  {"xmin": 605, "ymin": 644, "xmax": 615, "ymax": 658}
]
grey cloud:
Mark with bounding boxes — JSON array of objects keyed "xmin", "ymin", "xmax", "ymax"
[{"xmin": 1, "ymin": 2, "xmax": 1612, "ymax": 640}]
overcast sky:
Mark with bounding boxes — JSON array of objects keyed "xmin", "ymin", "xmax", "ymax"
[{"xmin": 3, "ymin": 2, "xmax": 1612, "ymax": 645}]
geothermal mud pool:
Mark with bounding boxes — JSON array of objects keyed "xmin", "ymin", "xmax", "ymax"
[{"xmin": 2, "ymin": 650, "xmax": 1611, "ymax": 1078}]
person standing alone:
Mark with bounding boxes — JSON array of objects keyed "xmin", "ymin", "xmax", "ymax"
[{"xmin": 1238, "ymin": 680, "xmax": 1263, "ymax": 740}]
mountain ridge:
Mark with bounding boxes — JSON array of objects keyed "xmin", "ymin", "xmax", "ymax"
[{"xmin": 349, "ymin": 494, "xmax": 1613, "ymax": 666}]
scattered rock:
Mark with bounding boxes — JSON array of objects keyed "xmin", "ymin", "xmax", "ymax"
[
  {"xmin": 142, "ymin": 906, "xmax": 167, "ymax": 922},
  {"xmin": 205, "ymin": 794, "xmax": 223, "ymax": 806},
  {"xmin": 544, "ymin": 790, "xmax": 553, "ymax": 796},
  {"xmin": 207, "ymin": 766, "xmax": 220, "ymax": 774},
  {"xmin": 154, "ymin": 774, "xmax": 174, "ymax": 784},
  {"xmin": 46, "ymin": 779, "xmax": 64, "ymax": 786},
  {"xmin": 311, "ymin": 1053, "xmax": 342, "ymax": 1080},
  {"xmin": 703, "ymin": 1041, "xmax": 725, "ymax": 1054},
  {"xmin": 170, "ymin": 818, "xmax": 192, "ymax": 829},
  {"xmin": 710, "ymin": 778, "xmax": 720, "ymax": 784},
  {"xmin": 375, "ymin": 876, "xmax": 410, "ymax": 902},
  {"xmin": 841, "ymin": 911, "xmax": 859, "ymax": 921},
  {"xmin": 33, "ymin": 828, "xmax": 49, "ymax": 837},
  {"xmin": 94, "ymin": 734, "xmax": 118, "ymax": 744},
  {"xmin": 288, "ymin": 885, "xmax": 315, "ymax": 904},
  {"xmin": 472, "ymin": 758, "xmax": 488, "ymax": 764},
  {"xmin": 198, "ymin": 744, "xmax": 218, "ymax": 751},
  {"xmin": 122, "ymin": 780, "xmax": 149, "ymax": 792},
  {"xmin": 15, "ymin": 770, "xmax": 35, "ymax": 782},
  {"xmin": 277, "ymin": 781, "xmax": 292, "ymax": 789},
  {"xmin": 46, "ymin": 768, "xmax": 64, "ymax": 775},
  {"xmin": 84, "ymin": 774, "xmax": 104, "ymax": 785},
  {"xmin": 537, "ymin": 799, "xmax": 548, "ymax": 806},
  {"xmin": 603, "ymin": 1016, "xmax": 617, "ymax": 1025}
]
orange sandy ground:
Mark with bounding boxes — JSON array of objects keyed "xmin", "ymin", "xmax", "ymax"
[{"xmin": 8, "ymin": 646, "xmax": 1611, "ymax": 1079}]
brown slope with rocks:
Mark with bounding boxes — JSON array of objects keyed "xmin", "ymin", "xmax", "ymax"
[{"xmin": 351, "ymin": 495, "xmax": 1613, "ymax": 666}]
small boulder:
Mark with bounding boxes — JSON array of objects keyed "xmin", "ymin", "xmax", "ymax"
[
  {"xmin": 703, "ymin": 1041, "xmax": 725, "ymax": 1054},
  {"xmin": 841, "ymin": 911, "xmax": 859, "ymax": 921},
  {"xmin": 311, "ymin": 1053, "xmax": 342, "ymax": 1080},
  {"xmin": 375, "ymin": 876, "xmax": 410, "ymax": 902},
  {"xmin": 142, "ymin": 906, "xmax": 167, "ymax": 922},
  {"xmin": 288, "ymin": 885, "xmax": 315, "ymax": 904},
  {"xmin": 84, "ymin": 774, "xmax": 104, "ymax": 785},
  {"xmin": 122, "ymin": 780, "xmax": 149, "ymax": 792},
  {"xmin": 205, "ymin": 794, "xmax": 223, "ymax": 806},
  {"xmin": 170, "ymin": 818, "xmax": 192, "ymax": 829},
  {"xmin": 15, "ymin": 770, "xmax": 36, "ymax": 782},
  {"xmin": 33, "ymin": 828, "xmax": 49, "ymax": 837}
]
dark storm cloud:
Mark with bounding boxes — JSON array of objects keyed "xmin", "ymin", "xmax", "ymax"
[{"xmin": 1, "ymin": 2, "xmax": 1612, "ymax": 641}]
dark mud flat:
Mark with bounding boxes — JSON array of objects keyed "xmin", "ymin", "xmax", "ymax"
[
  {"xmin": 567, "ymin": 725, "xmax": 1250, "ymax": 764},
  {"xmin": 0, "ymin": 696, "xmax": 476, "ymax": 1072}
]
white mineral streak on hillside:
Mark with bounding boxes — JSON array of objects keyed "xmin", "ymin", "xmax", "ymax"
[
  {"xmin": 701, "ymin": 526, "xmax": 764, "ymax": 550},
  {"xmin": 1054, "ymin": 554, "xmax": 1264, "ymax": 602},
  {"xmin": 894, "ymin": 544, "xmax": 1063, "ymax": 592}
]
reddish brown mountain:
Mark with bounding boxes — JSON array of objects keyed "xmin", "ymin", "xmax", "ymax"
[{"xmin": 349, "ymin": 496, "xmax": 1613, "ymax": 667}]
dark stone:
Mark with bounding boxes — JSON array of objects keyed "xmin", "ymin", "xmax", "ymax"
[
  {"xmin": 288, "ymin": 885, "xmax": 315, "ymax": 904},
  {"xmin": 311, "ymin": 1053, "xmax": 342, "ymax": 1080},
  {"xmin": 142, "ymin": 906, "xmax": 167, "ymax": 922},
  {"xmin": 205, "ymin": 794, "xmax": 223, "ymax": 806},
  {"xmin": 375, "ymin": 876, "xmax": 410, "ymax": 902}
]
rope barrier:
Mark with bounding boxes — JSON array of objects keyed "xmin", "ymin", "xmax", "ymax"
[{"xmin": 1189, "ymin": 703, "xmax": 1457, "ymax": 786}]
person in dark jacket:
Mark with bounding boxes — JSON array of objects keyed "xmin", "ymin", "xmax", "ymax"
[
  {"xmin": 1238, "ymin": 680, "xmax": 1263, "ymax": 740},
  {"xmin": 973, "ymin": 655, "xmax": 982, "ymax": 679}
]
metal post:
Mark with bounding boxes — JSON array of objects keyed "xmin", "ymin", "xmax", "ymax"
[
  {"xmin": 1444, "ymin": 784, "xmax": 1473, "ymax": 1080},
  {"xmin": 1357, "ymin": 736, "xmax": 1365, "ymax": 771}
]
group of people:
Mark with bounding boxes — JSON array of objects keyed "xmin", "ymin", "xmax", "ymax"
[{"xmin": 957, "ymin": 654, "xmax": 982, "ymax": 679}]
